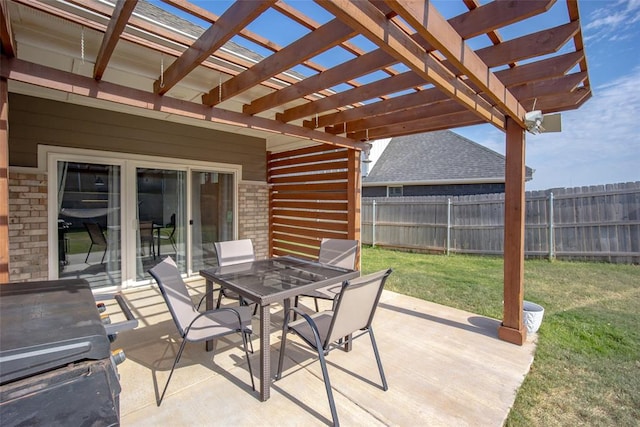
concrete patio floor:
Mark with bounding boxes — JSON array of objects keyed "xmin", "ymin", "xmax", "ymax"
[{"xmin": 109, "ymin": 280, "xmax": 537, "ymax": 426}]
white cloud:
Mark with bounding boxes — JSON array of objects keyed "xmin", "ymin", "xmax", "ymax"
[{"xmin": 584, "ymin": 0, "xmax": 640, "ymax": 42}]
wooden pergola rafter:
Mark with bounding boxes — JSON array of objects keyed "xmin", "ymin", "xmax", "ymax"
[
  {"xmin": 0, "ymin": 0, "xmax": 592, "ymax": 346},
  {"xmin": 0, "ymin": 0, "xmax": 591, "ymax": 139}
]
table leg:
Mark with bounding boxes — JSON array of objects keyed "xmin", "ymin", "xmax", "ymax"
[
  {"xmin": 259, "ymin": 303, "xmax": 271, "ymax": 401},
  {"xmin": 206, "ymin": 279, "xmax": 214, "ymax": 352}
]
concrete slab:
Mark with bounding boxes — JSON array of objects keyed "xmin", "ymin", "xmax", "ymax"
[{"xmin": 110, "ymin": 282, "xmax": 536, "ymax": 426}]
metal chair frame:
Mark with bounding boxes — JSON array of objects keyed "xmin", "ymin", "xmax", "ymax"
[
  {"xmin": 276, "ymin": 269, "xmax": 392, "ymax": 426},
  {"xmin": 149, "ymin": 257, "xmax": 255, "ymax": 406}
]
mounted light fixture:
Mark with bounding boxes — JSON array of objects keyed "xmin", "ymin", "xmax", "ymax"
[{"xmin": 524, "ymin": 111, "xmax": 562, "ymax": 135}]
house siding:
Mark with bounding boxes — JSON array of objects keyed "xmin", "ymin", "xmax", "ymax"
[
  {"xmin": 7, "ymin": 94, "xmax": 266, "ymax": 181},
  {"xmin": 363, "ymin": 183, "xmax": 506, "ymax": 197}
]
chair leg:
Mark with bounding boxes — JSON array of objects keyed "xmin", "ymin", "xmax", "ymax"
[
  {"xmin": 215, "ymin": 288, "xmax": 224, "ymax": 309},
  {"xmin": 101, "ymin": 247, "xmax": 107, "ymax": 264},
  {"xmin": 157, "ymin": 337, "xmax": 188, "ymax": 406},
  {"xmin": 317, "ymin": 348, "xmax": 339, "ymax": 426},
  {"xmin": 85, "ymin": 243, "xmax": 94, "ymax": 263},
  {"xmin": 314, "ymin": 297, "xmax": 320, "ymax": 312},
  {"xmin": 368, "ymin": 326, "xmax": 388, "ymax": 391},
  {"xmin": 241, "ymin": 331, "xmax": 255, "ymax": 391}
]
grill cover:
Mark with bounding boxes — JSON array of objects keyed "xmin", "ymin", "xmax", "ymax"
[{"xmin": 0, "ymin": 279, "xmax": 111, "ymax": 384}]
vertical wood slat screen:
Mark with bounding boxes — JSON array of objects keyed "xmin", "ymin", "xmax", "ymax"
[{"xmin": 268, "ymin": 144, "xmax": 358, "ymax": 260}]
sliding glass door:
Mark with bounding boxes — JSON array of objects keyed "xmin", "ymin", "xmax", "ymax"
[
  {"xmin": 51, "ymin": 150, "xmax": 239, "ymax": 288},
  {"xmin": 135, "ymin": 167, "xmax": 186, "ymax": 280},
  {"xmin": 56, "ymin": 161, "xmax": 122, "ymax": 287},
  {"xmin": 191, "ymin": 171, "xmax": 235, "ymax": 272}
]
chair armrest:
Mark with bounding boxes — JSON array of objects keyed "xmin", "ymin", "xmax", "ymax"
[
  {"xmin": 282, "ymin": 307, "xmax": 325, "ymax": 352},
  {"xmin": 183, "ymin": 307, "xmax": 246, "ymax": 338},
  {"xmin": 196, "ymin": 286, "xmax": 223, "ymax": 311}
]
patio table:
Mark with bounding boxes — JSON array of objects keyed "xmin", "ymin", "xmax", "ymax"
[{"xmin": 200, "ymin": 256, "xmax": 358, "ymax": 401}]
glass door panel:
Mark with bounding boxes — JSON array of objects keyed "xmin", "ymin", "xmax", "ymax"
[
  {"xmin": 135, "ymin": 167, "xmax": 187, "ymax": 280},
  {"xmin": 57, "ymin": 161, "xmax": 121, "ymax": 288},
  {"xmin": 191, "ymin": 171, "xmax": 235, "ymax": 272}
]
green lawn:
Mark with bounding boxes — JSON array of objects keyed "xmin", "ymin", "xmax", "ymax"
[{"xmin": 361, "ymin": 246, "xmax": 640, "ymax": 426}]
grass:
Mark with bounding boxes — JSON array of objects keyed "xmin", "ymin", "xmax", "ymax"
[{"xmin": 360, "ymin": 245, "xmax": 640, "ymax": 426}]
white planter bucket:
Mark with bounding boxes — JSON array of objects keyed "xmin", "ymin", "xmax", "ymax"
[{"xmin": 523, "ymin": 301, "xmax": 545, "ymax": 334}]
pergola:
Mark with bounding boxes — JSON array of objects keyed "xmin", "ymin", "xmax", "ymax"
[{"xmin": 0, "ymin": 0, "xmax": 590, "ymax": 345}]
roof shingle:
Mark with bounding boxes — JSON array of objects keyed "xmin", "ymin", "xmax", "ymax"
[{"xmin": 363, "ymin": 130, "xmax": 533, "ymax": 184}]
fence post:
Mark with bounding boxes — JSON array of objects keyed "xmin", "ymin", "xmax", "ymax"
[
  {"xmin": 548, "ymin": 192, "xmax": 555, "ymax": 260},
  {"xmin": 446, "ymin": 198, "xmax": 451, "ymax": 255},
  {"xmin": 372, "ymin": 199, "xmax": 376, "ymax": 248}
]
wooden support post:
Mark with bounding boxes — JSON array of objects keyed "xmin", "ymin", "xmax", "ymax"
[
  {"xmin": 499, "ymin": 117, "xmax": 527, "ymax": 345},
  {"xmin": 347, "ymin": 148, "xmax": 362, "ymax": 269},
  {"xmin": 0, "ymin": 77, "xmax": 9, "ymax": 283}
]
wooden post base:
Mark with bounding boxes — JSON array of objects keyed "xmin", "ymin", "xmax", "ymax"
[{"xmin": 498, "ymin": 324, "xmax": 526, "ymax": 346}]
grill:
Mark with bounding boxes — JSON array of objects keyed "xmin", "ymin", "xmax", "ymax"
[{"xmin": 0, "ymin": 279, "xmax": 136, "ymax": 426}]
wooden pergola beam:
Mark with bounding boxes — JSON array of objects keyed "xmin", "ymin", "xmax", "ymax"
[
  {"xmin": 351, "ymin": 110, "xmax": 482, "ymax": 141},
  {"xmin": 1, "ymin": 57, "xmax": 364, "ymax": 151},
  {"xmin": 0, "ymin": 0, "xmax": 15, "ymax": 57},
  {"xmin": 521, "ymin": 87, "xmax": 591, "ymax": 113},
  {"xmin": 340, "ymin": 72, "xmax": 587, "ymax": 137},
  {"xmin": 307, "ymin": 87, "xmax": 448, "ymax": 130},
  {"xmin": 93, "ymin": 0, "xmax": 137, "ymax": 80},
  {"xmin": 154, "ymin": 0, "xmax": 274, "ymax": 95},
  {"xmin": 386, "ymin": 0, "xmax": 526, "ymax": 128},
  {"xmin": 453, "ymin": 0, "xmax": 555, "ymax": 39},
  {"xmin": 477, "ymin": 21, "xmax": 580, "ymax": 68},
  {"xmin": 245, "ymin": 0, "xmax": 553, "ymax": 117},
  {"xmin": 278, "ymin": 71, "xmax": 425, "ymax": 124},
  {"xmin": 244, "ymin": 48, "xmax": 397, "ymax": 115},
  {"xmin": 316, "ymin": 0, "xmax": 506, "ymax": 130},
  {"xmin": 510, "ymin": 72, "xmax": 587, "ymax": 101},
  {"xmin": 344, "ymin": 100, "xmax": 461, "ymax": 137},
  {"xmin": 495, "ymin": 51, "xmax": 584, "ymax": 86},
  {"xmin": 309, "ymin": 50, "xmax": 583, "ymax": 133},
  {"xmin": 202, "ymin": 19, "xmax": 356, "ymax": 106}
]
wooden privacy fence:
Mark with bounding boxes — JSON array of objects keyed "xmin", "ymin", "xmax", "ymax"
[{"xmin": 362, "ymin": 182, "xmax": 640, "ymax": 263}]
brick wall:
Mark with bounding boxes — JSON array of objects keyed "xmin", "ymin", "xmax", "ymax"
[
  {"xmin": 238, "ymin": 181, "xmax": 269, "ymax": 259},
  {"xmin": 8, "ymin": 171, "xmax": 48, "ymax": 282}
]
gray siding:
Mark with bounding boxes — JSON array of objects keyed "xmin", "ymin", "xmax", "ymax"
[
  {"xmin": 8, "ymin": 94, "xmax": 266, "ymax": 181},
  {"xmin": 363, "ymin": 183, "xmax": 506, "ymax": 197}
]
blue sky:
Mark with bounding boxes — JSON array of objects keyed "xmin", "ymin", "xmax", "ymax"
[
  {"xmin": 455, "ymin": 0, "xmax": 640, "ymax": 190},
  {"xmin": 168, "ymin": 0, "xmax": 640, "ymax": 191}
]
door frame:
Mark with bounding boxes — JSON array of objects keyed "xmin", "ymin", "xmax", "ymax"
[{"xmin": 45, "ymin": 145, "xmax": 242, "ymax": 289}]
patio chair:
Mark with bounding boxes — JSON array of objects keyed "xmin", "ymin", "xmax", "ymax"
[
  {"xmin": 294, "ymin": 238, "xmax": 358, "ymax": 313},
  {"xmin": 149, "ymin": 257, "xmax": 255, "ymax": 406},
  {"xmin": 276, "ymin": 269, "xmax": 392, "ymax": 427},
  {"xmin": 139, "ymin": 220, "xmax": 156, "ymax": 258},
  {"xmin": 83, "ymin": 222, "xmax": 108, "ymax": 263},
  {"xmin": 214, "ymin": 239, "xmax": 256, "ymax": 311},
  {"xmin": 159, "ymin": 213, "xmax": 177, "ymax": 253}
]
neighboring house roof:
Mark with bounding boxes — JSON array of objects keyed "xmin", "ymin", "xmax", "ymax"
[{"xmin": 363, "ymin": 130, "xmax": 533, "ymax": 186}]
